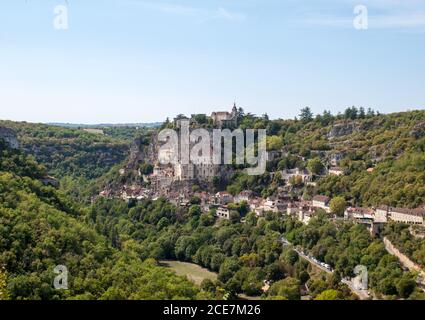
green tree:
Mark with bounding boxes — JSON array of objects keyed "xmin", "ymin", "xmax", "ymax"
[
  {"xmin": 396, "ymin": 277, "xmax": 416, "ymax": 298},
  {"xmin": 307, "ymin": 158, "xmax": 324, "ymax": 175},
  {"xmin": 268, "ymin": 277, "xmax": 301, "ymax": 300},
  {"xmin": 330, "ymin": 196, "xmax": 347, "ymax": 216},
  {"xmin": 315, "ymin": 289, "xmax": 342, "ymax": 300},
  {"xmin": 299, "ymin": 107, "xmax": 314, "ymax": 123},
  {"xmin": 0, "ymin": 267, "xmax": 8, "ymax": 300},
  {"xmin": 267, "ymin": 135, "xmax": 283, "ymax": 151}
]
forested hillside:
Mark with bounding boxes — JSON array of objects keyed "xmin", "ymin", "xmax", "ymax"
[
  {"xmin": 88, "ymin": 197, "xmax": 425, "ymax": 300},
  {"xmin": 0, "ymin": 139, "xmax": 207, "ymax": 300},
  {"xmin": 227, "ymin": 109, "xmax": 425, "ymax": 208},
  {"xmin": 0, "ymin": 121, "xmax": 130, "ymax": 179}
]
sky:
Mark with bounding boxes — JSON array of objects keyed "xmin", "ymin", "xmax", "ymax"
[{"xmin": 0, "ymin": 0, "xmax": 424, "ymax": 123}]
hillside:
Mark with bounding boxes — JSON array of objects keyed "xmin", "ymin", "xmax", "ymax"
[
  {"xmin": 105, "ymin": 109, "xmax": 425, "ymax": 209},
  {"xmin": 282, "ymin": 110, "xmax": 425, "ymax": 208},
  {"xmin": 226, "ymin": 109, "xmax": 425, "ymax": 208},
  {"xmin": 0, "ymin": 137, "xmax": 207, "ymax": 300},
  {"xmin": 0, "ymin": 121, "xmax": 130, "ymax": 180}
]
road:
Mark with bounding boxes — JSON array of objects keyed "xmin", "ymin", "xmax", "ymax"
[{"xmin": 281, "ymin": 237, "xmax": 372, "ymax": 300}]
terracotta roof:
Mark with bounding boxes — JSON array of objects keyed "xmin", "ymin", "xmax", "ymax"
[
  {"xmin": 390, "ymin": 207, "xmax": 425, "ymax": 217},
  {"xmin": 313, "ymin": 195, "xmax": 330, "ymax": 203},
  {"xmin": 346, "ymin": 207, "xmax": 374, "ymax": 215}
]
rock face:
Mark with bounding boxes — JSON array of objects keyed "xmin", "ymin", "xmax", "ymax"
[
  {"xmin": 125, "ymin": 133, "xmax": 159, "ymax": 171},
  {"xmin": 0, "ymin": 126, "xmax": 20, "ymax": 149},
  {"xmin": 328, "ymin": 122, "xmax": 357, "ymax": 139},
  {"xmin": 410, "ymin": 122, "xmax": 425, "ymax": 139}
]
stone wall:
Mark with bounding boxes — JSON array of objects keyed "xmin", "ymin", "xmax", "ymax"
[{"xmin": 383, "ymin": 237, "xmax": 425, "ymax": 285}]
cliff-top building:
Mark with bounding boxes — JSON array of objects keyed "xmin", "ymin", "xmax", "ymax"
[{"xmin": 211, "ymin": 103, "xmax": 239, "ymax": 128}]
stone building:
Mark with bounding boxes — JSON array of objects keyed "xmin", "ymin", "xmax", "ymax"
[
  {"xmin": 374, "ymin": 206, "xmax": 389, "ymax": 223},
  {"xmin": 211, "ymin": 103, "xmax": 239, "ymax": 128},
  {"xmin": 216, "ymin": 206, "xmax": 231, "ymax": 220},
  {"xmin": 374, "ymin": 206, "xmax": 425, "ymax": 225},
  {"xmin": 174, "ymin": 163, "xmax": 195, "ymax": 181},
  {"xmin": 312, "ymin": 195, "xmax": 331, "ymax": 213},
  {"xmin": 389, "ymin": 207, "xmax": 425, "ymax": 225}
]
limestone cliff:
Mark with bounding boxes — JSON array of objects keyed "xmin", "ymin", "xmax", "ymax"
[{"xmin": 0, "ymin": 126, "xmax": 20, "ymax": 149}]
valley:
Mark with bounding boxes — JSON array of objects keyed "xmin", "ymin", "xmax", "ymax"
[{"xmin": 1, "ymin": 106, "xmax": 425, "ymax": 300}]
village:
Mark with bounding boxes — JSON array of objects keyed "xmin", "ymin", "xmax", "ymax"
[
  {"xmin": 123, "ymin": 186, "xmax": 425, "ymax": 234},
  {"xmin": 96, "ymin": 105, "xmax": 425, "ymax": 237},
  {"xmin": 98, "ymin": 106, "xmax": 425, "ymax": 235}
]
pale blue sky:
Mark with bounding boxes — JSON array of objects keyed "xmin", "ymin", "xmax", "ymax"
[{"xmin": 0, "ymin": 0, "xmax": 424, "ymax": 123}]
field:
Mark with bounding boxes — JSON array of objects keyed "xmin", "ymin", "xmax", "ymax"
[
  {"xmin": 83, "ymin": 128, "xmax": 104, "ymax": 135},
  {"xmin": 159, "ymin": 260, "xmax": 218, "ymax": 285}
]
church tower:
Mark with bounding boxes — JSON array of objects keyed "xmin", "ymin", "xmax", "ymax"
[{"xmin": 232, "ymin": 102, "xmax": 238, "ymax": 116}]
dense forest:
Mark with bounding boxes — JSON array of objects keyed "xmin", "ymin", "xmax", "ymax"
[
  {"xmin": 87, "ymin": 197, "xmax": 425, "ymax": 300},
  {"xmin": 383, "ymin": 224, "xmax": 425, "ymax": 269},
  {"xmin": 0, "ymin": 120, "xmax": 130, "ymax": 180},
  {"xmin": 0, "ymin": 140, "xmax": 208, "ymax": 300}
]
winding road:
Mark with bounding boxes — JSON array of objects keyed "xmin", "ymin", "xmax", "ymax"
[{"xmin": 281, "ymin": 237, "xmax": 372, "ymax": 300}]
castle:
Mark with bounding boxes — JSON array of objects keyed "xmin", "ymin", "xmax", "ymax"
[
  {"xmin": 155, "ymin": 104, "xmax": 243, "ymax": 191},
  {"xmin": 173, "ymin": 103, "xmax": 241, "ymax": 129},
  {"xmin": 211, "ymin": 103, "xmax": 239, "ymax": 128}
]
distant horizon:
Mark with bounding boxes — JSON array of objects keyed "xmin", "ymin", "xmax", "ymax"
[{"xmin": 2, "ymin": 105, "xmax": 425, "ymax": 126}]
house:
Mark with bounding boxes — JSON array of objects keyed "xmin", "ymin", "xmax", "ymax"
[
  {"xmin": 328, "ymin": 167, "xmax": 345, "ymax": 176},
  {"xmin": 249, "ymin": 197, "xmax": 264, "ymax": 213},
  {"xmin": 215, "ymin": 191, "xmax": 233, "ymax": 205},
  {"xmin": 374, "ymin": 206, "xmax": 389, "ymax": 223},
  {"xmin": 345, "ymin": 207, "xmax": 374, "ymax": 222},
  {"xmin": 312, "ymin": 195, "xmax": 331, "ymax": 213},
  {"xmin": 281, "ymin": 168, "xmax": 312, "ymax": 184},
  {"xmin": 287, "ymin": 202, "xmax": 300, "ymax": 216},
  {"xmin": 261, "ymin": 197, "xmax": 288, "ymax": 214},
  {"xmin": 298, "ymin": 202, "xmax": 316, "ymax": 224},
  {"xmin": 389, "ymin": 207, "xmax": 425, "ymax": 225},
  {"xmin": 262, "ymin": 197, "xmax": 279, "ymax": 213},
  {"xmin": 216, "ymin": 206, "xmax": 231, "ymax": 220},
  {"xmin": 234, "ymin": 190, "xmax": 254, "ymax": 203}
]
